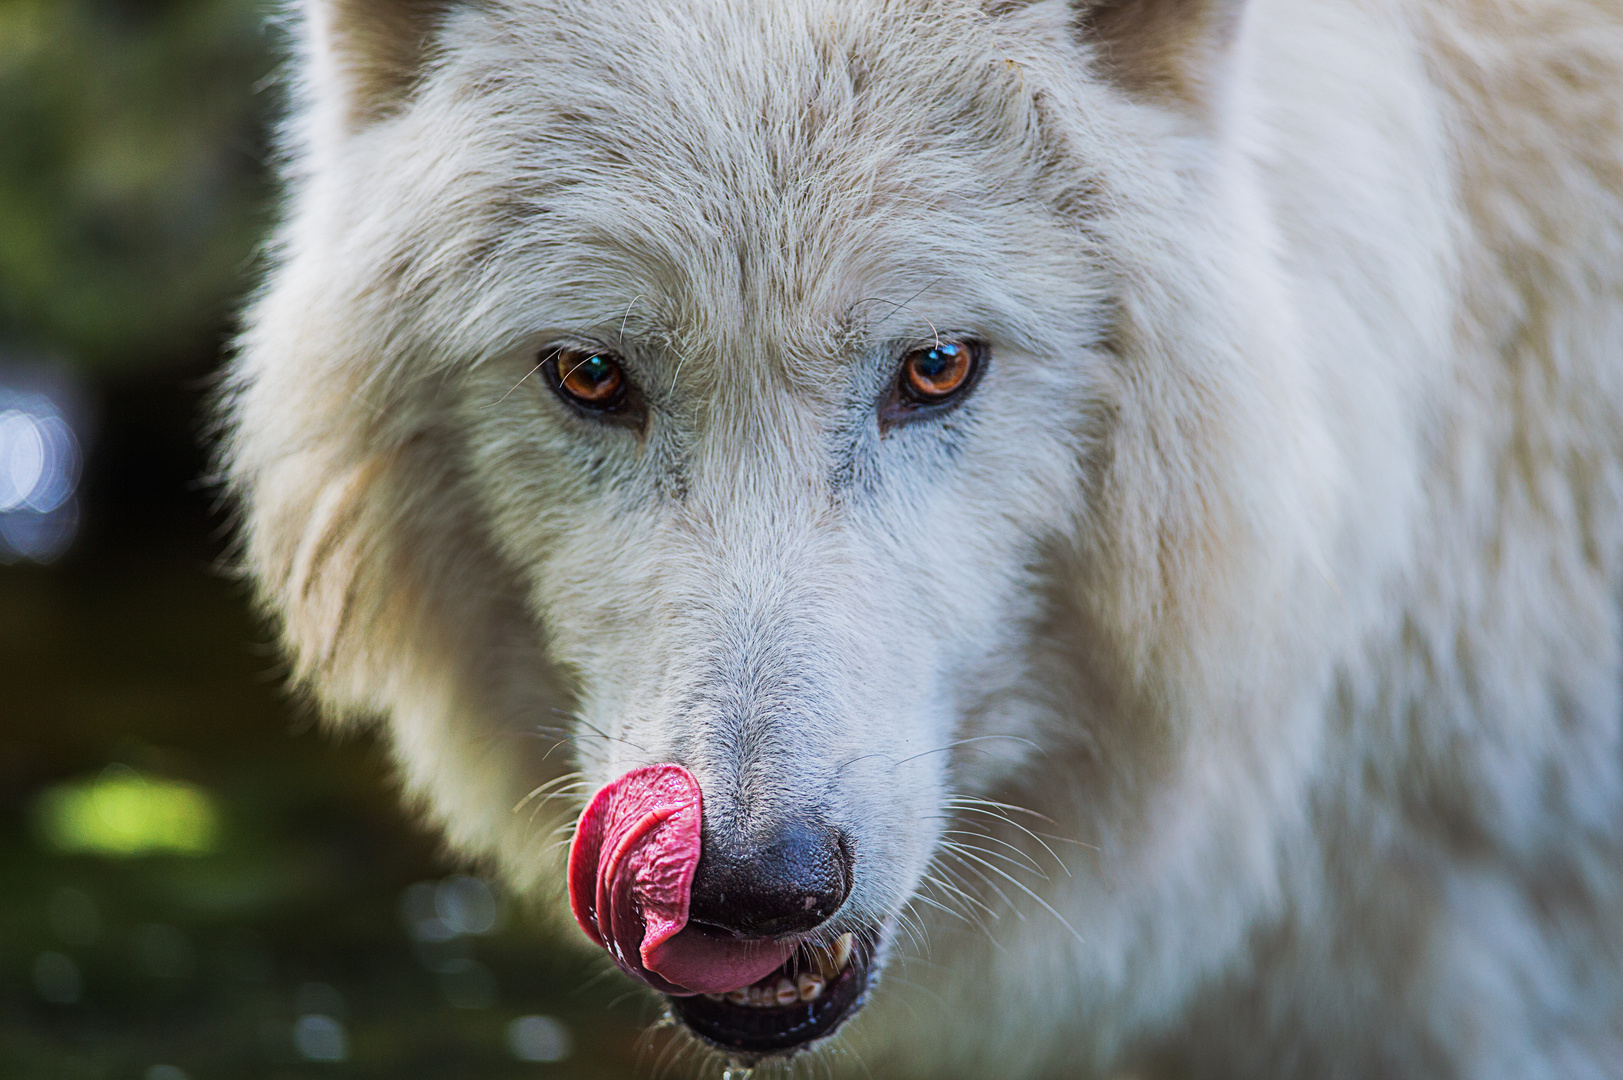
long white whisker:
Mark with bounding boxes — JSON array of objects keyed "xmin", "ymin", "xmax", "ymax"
[
  {"xmin": 937, "ymin": 844, "xmax": 1022, "ymax": 916},
  {"xmin": 512, "ymin": 771, "xmax": 586, "ymax": 814},
  {"xmin": 939, "ymin": 828, "xmax": 1049, "ymax": 876},
  {"xmin": 943, "ymin": 794, "xmax": 1058, "ymax": 823},
  {"xmin": 942, "ymin": 845, "xmax": 1085, "ymax": 946},
  {"xmin": 890, "ymin": 734, "xmax": 1044, "ymax": 769},
  {"xmin": 922, "ymin": 868, "xmax": 1003, "ymax": 925},
  {"xmin": 944, "ymin": 804, "xmax": 1087, "ymax": 871}
]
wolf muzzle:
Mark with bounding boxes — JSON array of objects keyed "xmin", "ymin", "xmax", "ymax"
[{"xmin": 568, "ymin": 763, "xmax": 871, "ymax": 1055}]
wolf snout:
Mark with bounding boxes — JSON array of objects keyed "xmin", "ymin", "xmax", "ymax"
[
  {"xmin": 568, "ymin": 764, "xmax": 855, "ymax": 999},
  {"xmin": 688, "ymin": 817, "xmax": 852, "ymax": 938}
]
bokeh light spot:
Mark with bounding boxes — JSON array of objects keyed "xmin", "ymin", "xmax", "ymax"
[
  {"xmin": 507, "ymin": 1015, "xmax": 572, "ymax": 1063},
  {"xmin": 0, "ymin": 389, "xmax": 81, "ymax": 563},
  {"xmin": 35, "ymin": 768, "xmax": 222, "ymax": 857},
  {"xmin": 435, "ymin": 875, "xmax": 498, "ymax": 935},
  {"xmin": 293, "ymin": 1014, "xmax": 349, "ymax": 1062},
  {"xmin": 0, "ymin": 408, "xmax": 45, "ymax": 507}
]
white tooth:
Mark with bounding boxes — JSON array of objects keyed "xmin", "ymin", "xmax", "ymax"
[
  {"xmin": 705, "ymin": 993, "xmax": 723, "ymax": 1001},
  {"xmin": 775, "ymin": 978, "xmax": 799, "ymax": 1006},
  {"xmin": 797, "ymin": 974, "xmax": 824, "ymax": 1001},
  {"xmin": 727, "ymin": 990, "xmax": 749, "ymax": 1005},
  {"xmin": 832, "ymin": 933, "xmax": 855, "ymax": 971}
]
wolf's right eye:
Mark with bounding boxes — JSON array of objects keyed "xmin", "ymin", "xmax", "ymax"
[
  {"xmin": 545, "ymin": 347, "xmax": 630, "ymax": 413},
  {"xmin": 879, "ymin": 337, "xmax": 984, "ymax": 431}
]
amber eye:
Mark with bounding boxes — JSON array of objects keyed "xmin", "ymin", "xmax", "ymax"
[
  {"xmin": 899, "ymin": 339, "xmax": 977, "ymax": 402},
  {"xmin": 547, "ymin": 347, "xmax": 627, "ymax": 410}
]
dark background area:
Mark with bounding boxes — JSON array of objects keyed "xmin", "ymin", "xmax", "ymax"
[{"xmin": 0, "ymin": 2, "xmax": 671, "ymax": 1076}]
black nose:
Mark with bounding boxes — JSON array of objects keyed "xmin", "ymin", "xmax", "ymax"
[{"xmin": 687, "ymin": 817, "xmax": 852, "ymax": 938}]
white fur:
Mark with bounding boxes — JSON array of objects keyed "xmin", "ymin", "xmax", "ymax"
[{"xmin": 221, "ymin": 0, "xmax": 1623, "ymax": 1075}]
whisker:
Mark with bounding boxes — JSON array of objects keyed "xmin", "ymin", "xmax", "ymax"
[
  {"xmin": 485, "ymin": 344, "xmax": 564, "ymax": 408},
  {"xmin": 572, "ymin": 963, "xmax": 627, "ymax": 997},
  {"xmin": 834, "ymin": 751, "xmax": 890, "ymax": 775},
  {"xmin": 890, "ymin": 734, "xmax": 1043, "ymax": 769},
  {"xmin": 846, "ymin": 273, "xmax": 948, "ymax": 334},
  {"xmin": 943, "ymin": 795, "xmax": 1057, "ymax": 822},
  {"xmin": 619, "ymin": 293, "xmax": 645, "ymax": 347},
  {"xmin": 574, "ymin": 716, "xmax": 649, "ymax": 754},
  {"xmin": 892, "ymin": 905, "xmax": 930, "ymax": 958},
  {"xmin": 937, "ymin": 845, "xmax": 1021, "ymax": 916},
  {"xmin": 905, "ymin": 888, "xmax": 974, "ymax": 928},
  {"xmin": 941, "ymin": 845, "xmax": 1086, "ymax": 947},
  {"xmin": 943, "ymin": 838, "xmax": 1052, "ymax": 884},
  {"xmin": 667, "ymin": 345, "xmax": 694, "ymax": 396},
  {"xmin": 647, "ymin": 1019, "xmax": 690, "ymax": 1080},
  {"xmin": 511, "ymin": 771, "xmax": 586, "ymax": 814},
  {"xmin": 939, "ymin": 829, "xmax": 1048, "ymax": 876},
  {"xmin": 920, "ymin": 868, "xmax": 1002, "ymax": 925},
  {"xmin": 946, "ymin": 806, "xmax": 1084, "ymax": 873},
  {"xmin": 486, "ymin": 361, "xmax": 544, "ymax": 407}
]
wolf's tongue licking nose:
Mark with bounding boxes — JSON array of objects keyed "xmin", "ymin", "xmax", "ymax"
[{"xmin": 568, "ymin": 763, "xmax": 795, "ymax": 996}]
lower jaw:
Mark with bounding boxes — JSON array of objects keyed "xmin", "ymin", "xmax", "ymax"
[{"xmin": 667, "ymin": 930, "xmax": 878, "ymax": 1056}]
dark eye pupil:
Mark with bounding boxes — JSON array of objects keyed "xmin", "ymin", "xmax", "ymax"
[
  {"xmin": 549, "ymin": 348, "xmax": 628, "ymax": 410},
  {"xmin": 576, "ymin": 356, "xmax": 611, "ymax": 383},
  {"xmin": 916, "ymin": 345, "xmax": 956, "ymax": 378}
]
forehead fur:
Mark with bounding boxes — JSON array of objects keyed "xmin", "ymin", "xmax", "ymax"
[{"xmin": 307, "ymin": 0, "xmax": 1110, "ymax": 385}]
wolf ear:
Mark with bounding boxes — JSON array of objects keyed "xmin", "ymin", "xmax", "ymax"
[
  {"xmin": 304, "ymin": 0, "xmax": 458, "ymax": 131},
  {"xmin": 1074, "ymin": 0, "xmax": 1247, "ymax": 112}
]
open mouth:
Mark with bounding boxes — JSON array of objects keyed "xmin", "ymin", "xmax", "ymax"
[{"xmin": 669, "ymin": 928, "xmax": 877, "ymax": 1055}]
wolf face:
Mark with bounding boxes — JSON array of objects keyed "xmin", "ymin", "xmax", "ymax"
[
  {"xmin": 405, "ymin": 4, "xmax": 1123, "ymax": 1050},
  {"xmin": 226, "ymin": 0, "xmax": 1346, "ymax": 1060},
  {"xmin": 224, "ymin": 0, "xmax": 1623, "ymax": 1074}
]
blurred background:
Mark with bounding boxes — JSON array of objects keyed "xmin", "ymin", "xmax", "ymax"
[{"xmin": 0, "ymin": 2, "xmax": 662, "ymax": 1076}]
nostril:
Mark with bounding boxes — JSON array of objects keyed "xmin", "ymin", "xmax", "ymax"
[{"xmin": 688, "ymin": 818, "xmax": 852, "ymax": 938}]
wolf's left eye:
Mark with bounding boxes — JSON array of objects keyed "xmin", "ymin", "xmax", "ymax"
[
  {"xmin": 545, "ymin": 347, "xmax": 629, "ymax": 412},
  {"xmin": 901, "ymin": 340, "xmax": 975, "ymax": 401},
  {"xmin": 881, "ymin": 338, "xmax": 983, "ymax": 429}
]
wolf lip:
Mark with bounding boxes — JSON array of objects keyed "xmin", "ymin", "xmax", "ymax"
[{"xmin": 669, "ymin": 929, "xmax": 877, "ymax": 1055}]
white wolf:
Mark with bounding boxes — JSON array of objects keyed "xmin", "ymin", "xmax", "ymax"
[{"xmin": 221, "ymin": 0, "xmax": 1623, "ymax": 1075}]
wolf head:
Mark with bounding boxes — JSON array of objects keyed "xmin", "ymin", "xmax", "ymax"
[{"xmin": 224, "ymin": 0, "xmax": 1437, "ymax": 1065}]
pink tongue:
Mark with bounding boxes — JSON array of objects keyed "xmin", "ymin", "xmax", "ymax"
[{"xmin": 567, "ymin": 764, "xmax": 794, "ymax": 995}]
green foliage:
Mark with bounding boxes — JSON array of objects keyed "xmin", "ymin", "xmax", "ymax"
[{"xmin": 0, "ymin": 0, "xmax": 277, "ymax": 372}]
